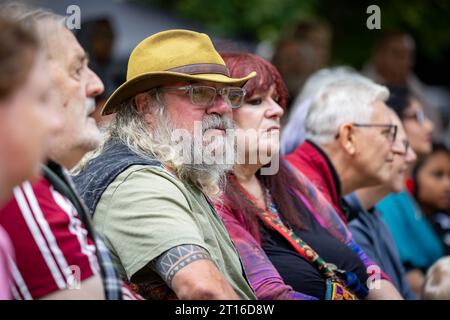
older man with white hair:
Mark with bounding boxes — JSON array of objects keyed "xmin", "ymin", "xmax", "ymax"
[{"xmin": 285, "ymin": 76, "xmax": 396, "ymax": 223}]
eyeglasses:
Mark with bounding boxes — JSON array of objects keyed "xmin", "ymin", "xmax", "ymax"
[
  {"xmin": 157, "ymin": 85, "xmax": 246, "ymax": 109},
  {"xmin": 403, "ymin": 109, "xmax": 426, "ymax": 125},
  {"xmin": 336, "ymin": 123, "xmax": 398, "ymax": 143}
]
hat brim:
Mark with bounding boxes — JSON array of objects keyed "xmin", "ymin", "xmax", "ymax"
[{"xmin": 101, "ymin": 71, "xmax": 257, "ymax": 115}]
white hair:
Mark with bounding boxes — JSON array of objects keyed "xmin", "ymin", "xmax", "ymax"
[
  {"xmin": 281, "ymin": 66, "xmax": 358, "ymax": 154},
  {"xmin": 0, "ymin": 2, "xmax": 66, "ymax": 54},
  {"xmin": 422, "ymin": 256, "xmax": 450, "ymax": 300},
  {"xmin": 74, "ymin": 92, "xmax": 232, "ymax": 198},
  {"xmin": 0, "ymin": 2, "xmax": 65, "ymax": 28},
  {"xmin": 305, "ymin": 75, "xmax": 389, "ymax": 145},
  {"xmin": 296, "ymin": 66, "xmax": 358, "ymax": 105}
]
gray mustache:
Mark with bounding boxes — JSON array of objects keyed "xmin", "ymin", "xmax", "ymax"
[
  {"xmin": 202, "ymin": 115, "xmax": 234, "ymax": 132},
  {"xmin": 85, "ymin": 98, "xmax": 96, "ymax": 116}
]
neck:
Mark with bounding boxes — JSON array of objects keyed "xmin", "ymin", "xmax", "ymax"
[
  {"xmin": 233, "ymin": 163, "xmax": 261, "ymax": 184},
  {"xmin": 356, "ymin": 185, "xmax": 390, "ymax": 211},
  {"xmin": 50, "ymin": 149, "xmax": 86, "ymax": 171},
  {"xmin": 233, "ymin": 163, "xmax": 266, "ymax": 209}
]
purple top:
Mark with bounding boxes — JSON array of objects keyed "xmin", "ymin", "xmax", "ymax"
[{"xmin": 216, "ymin": 164, "xmax": 389, "ymax": 300}]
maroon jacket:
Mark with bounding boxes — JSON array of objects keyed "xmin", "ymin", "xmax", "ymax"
[{"xmin": 285, "ymin": 140, "xmax": 349, "ymax": 223}]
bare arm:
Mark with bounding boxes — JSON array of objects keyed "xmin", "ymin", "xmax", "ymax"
[
  {"xmin": 40, "ymin": 274, "xmax": 105, "ymax": 300},
  {"xmin": 152, "ymin": 244, "xmax": 240, "ymax": 300},
  {"xmin": 366, "ymin": 279, "xmax": 404, "ymax": 300}
]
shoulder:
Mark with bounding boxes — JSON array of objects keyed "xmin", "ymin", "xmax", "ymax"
[
  {"xmin": 106, "ymin": 165, "xmax": 191, "ymax": 203},
  {"xmin": 95, "ymin": 165, "xmax": 195, "ymax": 222}
]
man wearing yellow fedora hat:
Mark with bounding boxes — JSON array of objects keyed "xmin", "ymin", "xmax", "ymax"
[{"xmin": 73, "ymin": 29, "xmax": 257, "ymax": 300}]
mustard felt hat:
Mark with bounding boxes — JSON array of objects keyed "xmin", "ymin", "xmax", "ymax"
[{"xmin": 102, "ymin": 29, "xmax": 256, "ymax": 115}]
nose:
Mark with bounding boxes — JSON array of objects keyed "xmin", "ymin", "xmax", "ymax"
[
  {"xmin": 423, "ymin": 117, "xmax": 434, "ymax": 134},
  {"xmin": 444, "ymin": 174, "xmax": 450, "ymax": 190},
  {"xmin": 86, "ymin": 67, "xmax": 105, "ymax": 98},
  {"xmin": 265, "ymin": 98, "xmax": 284, "ymax": 119},
  {"xmin": 205, "ymin": 95, "xmax": 231, "ymax": 118},
  {"xmin": 405, "ymin": 146, "xmax": 417, "ymax": 164}
]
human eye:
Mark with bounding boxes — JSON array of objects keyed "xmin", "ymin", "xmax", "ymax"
[
  {"xmin": 381, "ymin": 128, "xmax": 391, "ymax": 137},
  {"xmin": 192, "ymin": 86, "xmax": 215, "ymax": 106},
  {"xmin": 70, "ymin": 63, "xmax": 83, "ymax": 80},
  {"xmin": 247, "ymin": 97, "xmax": 263, "ymax": 105},
  {"xmin": 432, "ymin": 170, "xmax": 445, "ymax": 179}
]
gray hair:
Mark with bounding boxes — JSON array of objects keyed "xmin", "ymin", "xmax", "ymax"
[
  {"xmin": 281, "ymin": 66, "xmax": 359, "ymax": 154},
  {"xmin": 422, "ymin": 256, "xmax": 450, "ymax": 300},
  {"xmin": 0, "ymin": 2, "xmax": 66, "ymax": 53},
  {"xmin": 0, "ymin": 2, "xmax": 64, "ymax": 22},
  {"xmin": 296, "ymin": 66, "xmax": 358, "ymax": 105},
  {"xmin": 74, "ymin": 92, "xmax": 230, "ymax": 198},
  {"xmin": 305, "ymin": 76, "xmax": 389, "ymax": 145},
  {"xmin": 74, "ymin": 93, "xmax": 173, "ymax": 173}
]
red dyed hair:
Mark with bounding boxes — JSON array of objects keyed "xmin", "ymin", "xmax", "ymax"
[
  {"xmin": 221, "ymin": 52, "xmax": 289, "ymax": 109},
  {"xmin": 220, "ymin": 52, "xmax": 307, "ymax": 236}
]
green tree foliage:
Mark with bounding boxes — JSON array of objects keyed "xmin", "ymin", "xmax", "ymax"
[{"xmin": 137, "ymin": 0, "xmax": 449, "ymax": 66}]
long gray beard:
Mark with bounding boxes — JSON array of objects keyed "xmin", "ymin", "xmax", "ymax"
[{"xmin": 152, "ymin": 112, "xmax": 235, "ymax": 191}]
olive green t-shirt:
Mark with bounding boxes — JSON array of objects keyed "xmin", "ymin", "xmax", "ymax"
[{"xmin": 93, "ymin": 164, "xmax": 255, "ymax": 300}]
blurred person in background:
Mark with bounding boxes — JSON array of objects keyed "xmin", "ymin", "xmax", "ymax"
[
  {"xmin": 363, "ymin": 30, "xmax": 444, "ymax": 140},
  {"xmin": 376, "ymin": 86, "xmax": 444, "ymax": 296},
  {"xmin": 285, "ymin": 76, "xmax": 396, "ymax": 223},
  {"xmin": 272, "ymin": 20, "xmax": 332, "ymax": 114},
  {"xmin": 412, "ymin": 143, "xmax": 450, "ymax": 255},
  {"xmin": 421, "ymin": 256, "xmax": 450, "ymax": 300},
  {"xmin": 76, "ymin": 17, "xmax": 117, "ymax": 126},
  {"xmin": 0, "ymin": 15, "xmax": 61, "ymax": 300},
  {"xmin": 217, "ymin": 52, "xmax": 401, "ymax": 300},
  {"xmin": 347, "ymin": 108, "xmax": 418, "ymax": 299},
  {"xmin": 0, "ymin": 4, "xmax": 137, "ymax": 300}
]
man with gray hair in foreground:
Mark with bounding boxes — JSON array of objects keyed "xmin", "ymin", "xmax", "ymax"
[
  {"xmin": 285, "ymin": 76, "xmax": 404, "ymax": 299},
  {"xmin": 73, "ymin": 29, "xmax": 257, "ymax": 300}
]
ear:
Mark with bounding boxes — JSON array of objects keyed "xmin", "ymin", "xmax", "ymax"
[
  {"xmin": 337, "ymin": 123, "xmax": 356, "ymax": 155},
  {"xmin": 135, "ymin": 93, "xmax": 154, "ymax": 126}
]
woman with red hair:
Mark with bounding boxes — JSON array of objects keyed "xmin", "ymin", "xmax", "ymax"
[{"xmin": 216, "ymin": 52, "xmax": 401, "ymax": 300}]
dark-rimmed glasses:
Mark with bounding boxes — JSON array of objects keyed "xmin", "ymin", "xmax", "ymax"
[
  {"xmin": 158, "ymin": 85, "xmax": 246, "ymax": 109},
  {"xmin": 335, "ymin": 123, "xmax": 398, "ymax": 143}
]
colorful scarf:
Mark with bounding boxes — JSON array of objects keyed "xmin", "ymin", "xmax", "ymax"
[{"xmin": 229, "ymin": 174, "xmax": 361, "ymax": 300}]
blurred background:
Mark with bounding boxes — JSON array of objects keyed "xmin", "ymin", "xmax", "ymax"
[{"xmin": 18, "ymin": 0, "xmax": 450, "ymax": 144}]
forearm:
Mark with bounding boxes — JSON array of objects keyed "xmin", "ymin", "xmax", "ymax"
[
  {"xmin": 153, "ymin": 244, "xmax": 241, "ymax": 300},
  {"xmin": 175, "ymin": 268, "xmax": 240, "ymax": 300}
]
